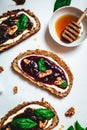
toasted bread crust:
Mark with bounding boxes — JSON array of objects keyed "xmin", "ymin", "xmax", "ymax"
[
  {"xmin": 0, "ymin": 9, "xmax": 40, "ymax": 52},
  {"xmin": 12, "ymin": 49, "xmax": 73, "ymax": 98},
  {"xmin": 0, "ymin": 99, "xmax": 59, "ymax": 130}
]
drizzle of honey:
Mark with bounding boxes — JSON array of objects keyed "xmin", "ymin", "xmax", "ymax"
[{"xmin": 55, "ymin": 14, "xmax": 78, "ymax": 40}]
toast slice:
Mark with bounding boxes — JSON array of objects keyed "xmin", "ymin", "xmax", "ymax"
[
  {"xmin": 0, "ymin": 9, "xmax": 40, "ymax": 52},
  {"xmin": 0, "ymin": 99, "xmax": 59, "ymax": 130},
  {"xmin": 12, "ymin": 49, "xmax": 73, "ymax": 98}
]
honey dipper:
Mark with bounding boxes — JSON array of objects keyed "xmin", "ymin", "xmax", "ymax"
[{"xmin": 62, "ymin": 8, "xmax": 87, "ymax": 43}]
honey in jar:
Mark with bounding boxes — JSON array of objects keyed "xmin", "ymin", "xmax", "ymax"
[{"xmin": 55, "ymin": 14, "xmax": 78, "ymax": 41}]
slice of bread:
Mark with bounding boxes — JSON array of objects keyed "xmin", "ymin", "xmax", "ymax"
[
  {"xmin": 0, "ymin": 9, "xmax": 40, "ymax": 52},
  {"xmin": 0, "ymin": 99, "xmax": 59, "ymax": 130},
  {"xmin": 12, "ymin": 49, "xmax": 73, "ymax": 98}
]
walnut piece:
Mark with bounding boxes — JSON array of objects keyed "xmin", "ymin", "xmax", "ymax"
[
  {"xmin": 7, "ymin": 25, "xmax": 18, "ymax": 35},
  {"xmin": 54, "ymin": 77, "xmax": 62, "ymax": 85},
  {"xmin": 6, "ymin": 128, "xmax": 10, "ymax": 130},
  {"xmin": 0, "ymin": 66, "xmax": 4, "ymax": 73},
  {"xmin": 23, "ymin": 59, "xmax": 30, "ymax": 64},
  {"xmin": 65, "ymin": 107, "xmax": 75, "ymax": 117},
  {"xmin": 39, "ymin": 120, "xmax": 48, "ymax": 129},
  {"xmin": 13, "ymin": 86, "xmax": 18, "ymax": 94},
  {"xmin": 38, "ymin": 70, "xmax": 52, "ymax": 78}
]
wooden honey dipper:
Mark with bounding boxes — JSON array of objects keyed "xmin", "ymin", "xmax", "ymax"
[{"xmin": 62, "ymin": 8, "xmax": 87, "ymax": 43}]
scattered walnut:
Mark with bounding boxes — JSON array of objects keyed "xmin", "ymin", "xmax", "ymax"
[
  {"xmin": 39, "ymin": 120, "xmax": 48, "ymax": 129},
  {"xmin": 0, "ymin": 66, "xmax": 4, "ymax": 73},
  {"xmin": 7, "ymin": 25, "xmax": 18, "ymax": 35},
  {"xmin": 6, "ymin": 128, "xmax": 10, "ymax": 130},
  {"xmin": 23, "ymin": 59, "xmax": 30, "ymax": 65},
  {"xmin": 38, "ymin": 70, "xmax": 52, "ymax": 78},
  {"xmin": 65, "ymin": 107, "xmax": 75, "ymax": 117},
  {"xmin": 54, "ymin": 77, "xmax": 62, "ymax": 85},
  {"xmin": 13, "ymin": 86, "xmax": 18, "ymax": 94}
]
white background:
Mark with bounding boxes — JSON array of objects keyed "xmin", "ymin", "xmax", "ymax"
[{"xmin": 0, "ymin": 0, "xmax": 87, "ymax": 129}]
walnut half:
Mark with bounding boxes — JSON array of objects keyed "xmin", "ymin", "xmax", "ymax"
[
  {"xmin": 65, "ymin": 107, "xmax": 75, "ymax": 117},
  {"xmin": 6, "ymin": 25, "xmax": 18, "ymax": 35}
]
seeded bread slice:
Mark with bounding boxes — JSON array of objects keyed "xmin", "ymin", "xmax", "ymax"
[
  {"xmin": 12, "ymin": 49, "xmax": 73, "ymax": 98},
  {"xmin": 0, "ymin": 99, "xmax": 59, "ymax": 130},
  {"xmin": 0, "ymin": 9, "xmax": 40, "ymax": 52}
]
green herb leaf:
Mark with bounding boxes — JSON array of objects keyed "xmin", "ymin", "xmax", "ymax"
[
  {"xmin": 34, "ymin": 108, "xmax": 54, "ymax": 121},
  {"xmin": 12, "ymin": 118, "xmax": 37, "ymax": 129},
  {"xmin": 53, "ymin": 0, "xmax": 72, "ymax": 12},
  {"xmin": 67, "ymin": 125, "xmax": 74, "ymax": 130},
  {"xmin": 59, "ymin": 80, "xmax": 68, "ymax": 88},
  {"xmin": 16, "ymin": 14, "xmax": 29, "ymax": 32},
  {"xmin": 75, "ymin": 121, "xmax": 85, "ymax": 130},
  {"xmin": 38, "ymin": 58, "xmax": 46, "ymax": 72}
]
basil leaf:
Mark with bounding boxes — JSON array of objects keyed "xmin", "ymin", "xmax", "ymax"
[
  {"xmin": 38, "ymin": 58, "xmax": 46, "ymax": 72},
  {"xmin": 16, "ymin": 14, "xmax": 28, "ymax": 32},
  {"xmin": 67, "ymin": 125, "xmax": 74, "ymax": 130},
  {"xmin": 59, "ymin": 80, "xmax": 68, "ymax": 88},
  {"xmin": 75, "ymin": 121, "xmax": 85, "ymax": 130},
  {"xmin": 12, "ymin": 118, "xmax": 37, "ymax": 129},
  {"xmin": 34, "ymin": 108, "xmax": 54, "ymax": 121},
  {"xmin": 53, "ymin": 0, "xmax": 72, "ymax": 12}
]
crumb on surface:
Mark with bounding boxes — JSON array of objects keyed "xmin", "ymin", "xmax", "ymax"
[
  {"xmin": 0, "ymin": 66, "xmax": 4, "ymax": 73},
  {"xmin": 58, "ymin": 125, "xmax": 64, "ymax": 130},
  {"xmin": 65, "ymin": 107, "xmax": 75, "ymax": 117},
  {"xmin": 13, "ymin": 86, "xmax": 18, "ymax": 94},
  {"xmin": 61, "ymin": 125, "xmax": 64, "ymax": 128},
  {"xmin": 33, "ymin": 37, "xmax": 37, "ymax": 42}
]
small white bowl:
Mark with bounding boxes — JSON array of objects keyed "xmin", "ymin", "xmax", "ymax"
[{"xmin": 49, "ymin": 6, "xmax": 87, "ymax": 47}]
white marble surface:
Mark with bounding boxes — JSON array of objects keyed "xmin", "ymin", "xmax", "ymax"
[{"xmin": 0, "ymin": 0, "xmax": 87, "ymax": 129}]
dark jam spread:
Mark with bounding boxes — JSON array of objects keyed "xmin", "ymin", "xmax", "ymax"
[
  {"xmin": 1, "ymin": 107, "xmax": 54, "ymax": 130},
  {"xmin": 0, "ymin": 13, "xmax": 33, "ymax": 45},
  {"xmin": 13, "ymin": 0, "xmax": 26, "ymax": 5},
  {"xmin": 20, "ymin": 56, "xmax": 68, "ymax": 89}
]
